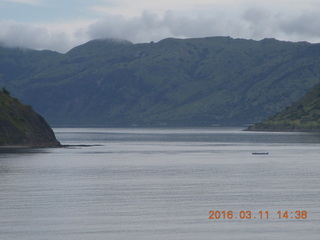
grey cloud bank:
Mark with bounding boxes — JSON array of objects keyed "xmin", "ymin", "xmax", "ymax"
[
  {"xmin": 1, "ymin": 6, "xmax": 320, "ymax": 53},
  {"xmin": 0, "ymin": 20, "xmax": 78, "ymax": 52},
  {"xmin": 87, "ymin": 8, "xmax": 320, "ymax": 45}
]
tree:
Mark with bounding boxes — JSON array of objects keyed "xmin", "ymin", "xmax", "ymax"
[{"xmin": 2, "ymin": 87, "xmax": 10, "ymax": 96}]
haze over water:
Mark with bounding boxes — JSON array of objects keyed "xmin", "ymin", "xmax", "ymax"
[{"xmin": 1, "ymin": 127, "xmax": 319, "ymax": 239}]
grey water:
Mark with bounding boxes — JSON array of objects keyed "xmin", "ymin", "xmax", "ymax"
[{"xmin": 0, "ymin": 127, "xmax": 319, "ymax": 240}]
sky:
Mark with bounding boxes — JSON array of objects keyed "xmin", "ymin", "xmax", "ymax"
[{"xmin": 1, "ymin": 0, "xmax": 320, "ymax": 53}]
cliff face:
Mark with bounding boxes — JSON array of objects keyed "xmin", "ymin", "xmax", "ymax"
[{"xmin": 0, "ymin": 90, "xmax": 60, "ymax": 147}]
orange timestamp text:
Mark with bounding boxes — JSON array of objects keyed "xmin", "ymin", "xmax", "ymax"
[{"xmin": 208, "ymin": 210, "xmax": 308, "ymax": 220}]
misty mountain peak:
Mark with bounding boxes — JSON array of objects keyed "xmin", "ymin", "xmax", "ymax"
[{"xmin": 66, "ymin": 38, "xmax": 133, "ymax": 55}]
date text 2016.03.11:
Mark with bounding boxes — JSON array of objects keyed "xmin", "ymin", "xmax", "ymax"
[{"xmin": 208, "ymin": 210, "xmax": 308, "ymax": 220}]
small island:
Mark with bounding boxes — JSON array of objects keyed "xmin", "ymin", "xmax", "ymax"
[
  {"xmin": 247, "ymin": 84, "xmax": 320, "ymax": 132},
  {"xmin": 0, "ymin": 88, "xmax": 60, "ymax": 147}
]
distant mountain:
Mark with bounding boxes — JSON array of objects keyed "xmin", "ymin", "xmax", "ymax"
[
  {"xmin": 1, "ymin": 37, "xmax": 320, "ymax": 126},
  {"xmin": 247, "ymin": 84, "xmax": 320, "ymax": 131},
  {"xmin": 0, "ymin": 89, "xmax": 60, "ymax": 147}
]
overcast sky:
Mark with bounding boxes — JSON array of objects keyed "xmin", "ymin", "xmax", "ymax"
[{"xmin": 1, "ymin": 0, "xmax": 320, "ymax": 52}]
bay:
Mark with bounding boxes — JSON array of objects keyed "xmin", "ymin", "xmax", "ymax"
[{"xmin": 0, "ymin": 127, "xmax": 319, "ymax": 239}]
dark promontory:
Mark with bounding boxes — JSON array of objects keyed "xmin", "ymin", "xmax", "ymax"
[
  {"xmin": 0, "ymin": 89, "xmax": 60, "ymax": 147},
  {"xmin": 247, "ymin": 84, "xmax": 320, "ymax": 132}
]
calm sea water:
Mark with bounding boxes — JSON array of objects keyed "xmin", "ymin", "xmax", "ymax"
[{"xmin": 0, "ymin": 127, "xmax": 319, "ymax": 240}]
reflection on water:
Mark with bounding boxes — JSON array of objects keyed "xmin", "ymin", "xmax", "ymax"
[
  {"xmin": 0, "ymin": 147, "xmax": 50, "ymax": 155},
  {"xmin": 0, "ymin": 128, "xmax": 319, "ymax": 240}
]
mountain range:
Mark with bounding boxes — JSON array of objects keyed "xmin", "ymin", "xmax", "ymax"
[{"xmin": 1, "ymin": 37, "xmax": 320, "ymax": 127}]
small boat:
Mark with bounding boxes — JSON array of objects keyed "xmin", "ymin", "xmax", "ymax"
[{"xmin": 252, "ymin": 152, "xmax": 269, "ymax": 155}]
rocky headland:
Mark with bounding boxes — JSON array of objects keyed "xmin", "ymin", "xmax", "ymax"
[
  {"xmin": 247, "ymin": 84, "xmax": 320, "ymax": 132},
  {"xmin": 0, "ymin": 89, "xmax": 60, "ymax": 147}
]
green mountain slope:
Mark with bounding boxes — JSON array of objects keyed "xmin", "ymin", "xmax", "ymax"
[
  {"xmin": 0, "ymin": 89, "xmax": 60, "ymax": 147},
  {"xmin": 1, "ymin": 37, "xmax": 320, "ymax": 126},
  {"xmin": 247, "ymin": 84, "xmax": 320, "ymax": 131}
]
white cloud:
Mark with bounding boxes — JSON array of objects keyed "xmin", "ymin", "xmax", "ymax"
[
  {"xmin": 242, "ymin": 7, "xmax": 320, "ymax": 42},
  {"xmin": 0, "ymin": 19, "xmax": 92, "ymax": 52},
  {"xmin": 86, "ymin": 6, "xmax": 320, "ymax": 44},
  {"xmin": 1, "ymin": 0, "xmax": 320, "ymax": 52},
  {"xmin": 279, "ymin": 11, "xmax": 320, "ymax": 38},
  {"xmin": 90, "ymin": 0, "xmax": 320, "ymax": 17},
  {"xmin": 90, "ymin": 0, "xmax": 240, "ymax": 17},
  {"xmin": 86, "ymin": 10, "xmax": 241, "ymax": 43}
]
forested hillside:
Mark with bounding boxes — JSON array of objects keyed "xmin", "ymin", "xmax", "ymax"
[
  {"xmin": 1, "ymin": 37, "xmax": 320, "ymax": 126},
  {"xmin": 0, "ymin": 89, "xmax": 60, "ymax": 147},
  {"xmin": 247, "ymin": 84, "xmax": 320, "ymax": 131}
]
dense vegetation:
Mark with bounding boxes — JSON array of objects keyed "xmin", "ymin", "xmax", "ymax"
[
  {"xmin": 247, "ymin": 84, "xmax": 320, "ymax": 131},
  {"xmin": 1, "ymin": 37, "xmax": 320, "ymax": 126},
  {"xmin": 0, "ymin": 88, "xmax": 60, "ymax": 147}
]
